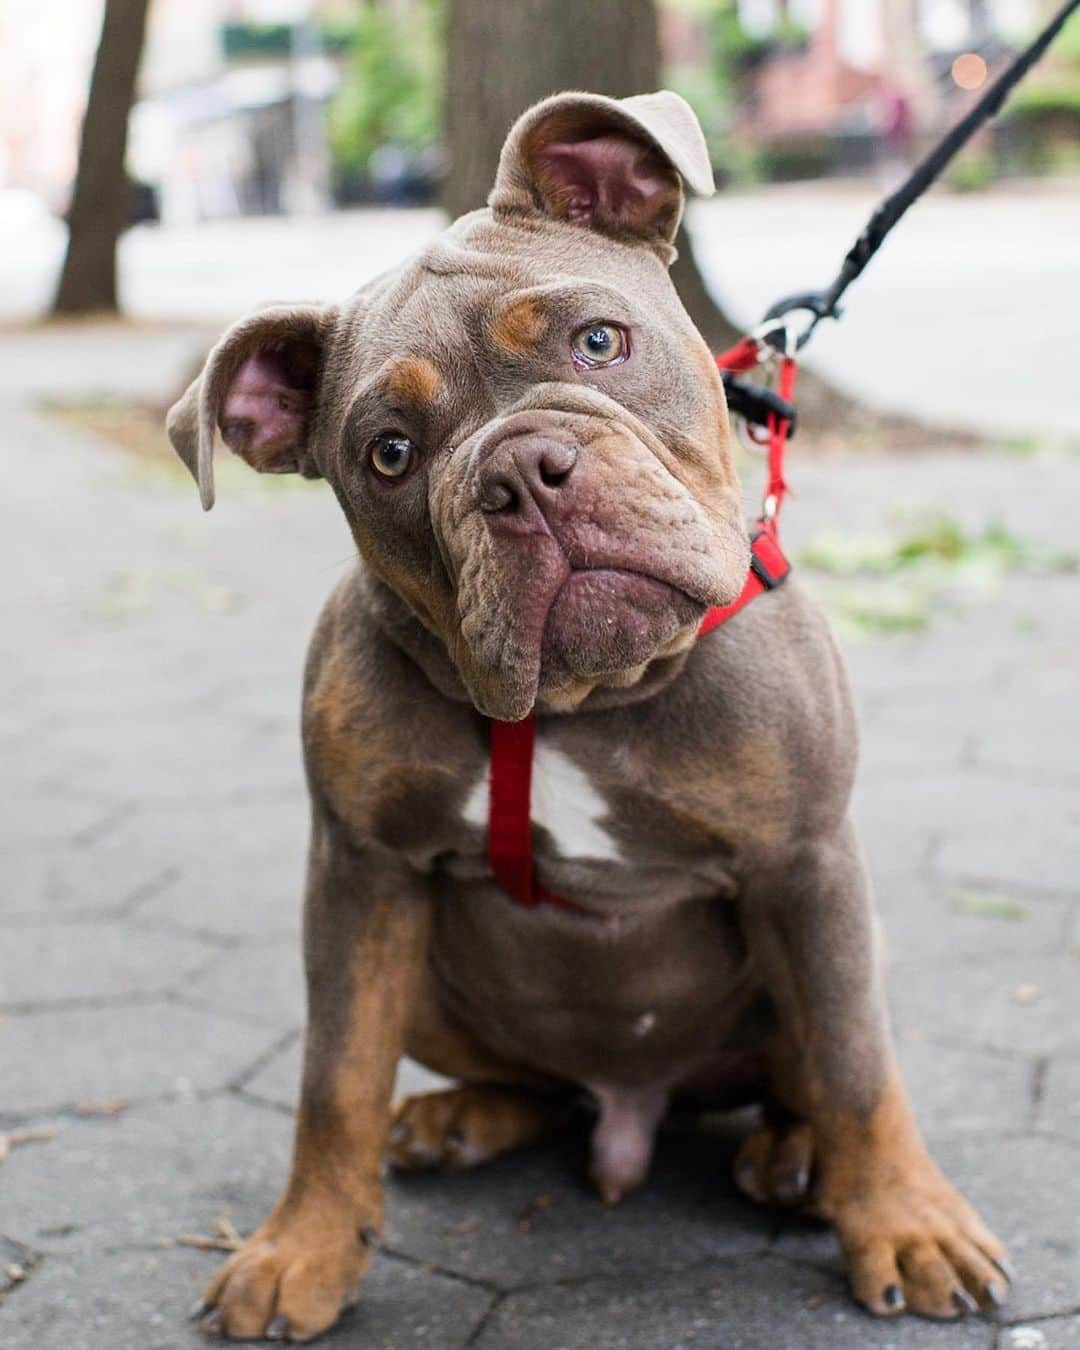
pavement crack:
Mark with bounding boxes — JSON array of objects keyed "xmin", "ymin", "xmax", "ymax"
[
  {"xmin": 462, "ymin": 1288, "xmax": 506, "ymax": 1347},
  {"xmin": 225, "ymin": 1027, "xmax": 301, "ymax": 1093},
  {"xmin": 378, "ymin": 1244, "xmax": 500, "ymax": 1295}
]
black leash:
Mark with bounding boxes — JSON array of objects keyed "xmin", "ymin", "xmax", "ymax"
[
  {"xmin": 722, "ymin": 0, "xmax": 1079, "ymax": 432},
  {"xmin": 762, "ymin": 0, "xmax": 1080, "ymax": 348}
]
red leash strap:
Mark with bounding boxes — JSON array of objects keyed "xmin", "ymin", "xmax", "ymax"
[{"xmin": 765, "ymin": 354, "xmax": 796, "ymax": 519}]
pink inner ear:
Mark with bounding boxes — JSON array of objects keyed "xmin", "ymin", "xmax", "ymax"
[
  {"xmin": 220, "ymin": 346, "xmax": 316, "ymax": 471},
  {"xmin": 538, "ymin": 134, "xmax": 672, "ymax": 229}
]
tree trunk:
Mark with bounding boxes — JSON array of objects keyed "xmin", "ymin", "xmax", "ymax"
[
  {"xmin": 52, "ymin": 0, "xmax": 151, "ymax": 316},
  {"xmin": 444, "ymin": 0, "xmax": 739, "ymax": 346}
]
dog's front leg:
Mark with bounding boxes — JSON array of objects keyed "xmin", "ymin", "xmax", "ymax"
[
  {"xmin": 742, "ymin": 818, "xmax": 1010, "ymax": 1320},
  {"xmin": 198, "ymin": 815, "xmax": 432, "ymax": 1343}
]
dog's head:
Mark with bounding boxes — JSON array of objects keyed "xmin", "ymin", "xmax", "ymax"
[{"xmin": 168, "ymin": 91, "xmax": 748, "ymax": 719}]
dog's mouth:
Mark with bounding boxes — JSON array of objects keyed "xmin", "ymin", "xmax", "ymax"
[{"xmin": 539, "ymin": 566, "xmax": 704, "ymax": 682}]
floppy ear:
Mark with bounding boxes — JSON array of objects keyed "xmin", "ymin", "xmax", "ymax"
[
  {"xmin": 166, "ymin": 303, "xmax": 336, "ymax": 510},
  {"xmin": 489, "ymin": 90, "xmax": 714, "ymax": 253}
]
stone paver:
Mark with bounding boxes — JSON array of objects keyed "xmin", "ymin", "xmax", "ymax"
[
  {"xmin": 0, "ymin": 1245, "xmax": 491, "ymax": 1350},
  {"xmin": 471, "ymin": 1252, "xmax": 995, "ymax": 1349},
  {"xmin": 2, "ymin": 308, "xmax": 1077, "ymax": 1345},
  {"xmin": 2, "ymin": 1003, "xmax": 283, "ymax": 1118},
  {"xmin": 1038, "ymin": 1058, "xmax": 1080, "ymax": 1144}
]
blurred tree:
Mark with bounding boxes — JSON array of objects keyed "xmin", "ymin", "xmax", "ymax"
[
  {"xmin": 53, "ymin": 0, "xmax": 151, "ymax": 315},
  {"xmin": 443, "ymin": 0, "xmax": 740, "ymax": 348},
  {"xmin": 329, "ymin": 3, "xmax": 441, "ymax": 179}
]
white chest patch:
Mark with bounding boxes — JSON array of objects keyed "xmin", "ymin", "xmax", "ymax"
[{"xmin": 462, "ymin": 741, "xmax": 623, "ymax": 863}]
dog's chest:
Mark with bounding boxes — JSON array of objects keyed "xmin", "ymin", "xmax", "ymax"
[
  {"xmin": 461, "ymin": 738, "xmax": 625, "ymax": 865},
  {"xmin": 440, "ymin": 723, "xmax": 735, "ymax": 911}
]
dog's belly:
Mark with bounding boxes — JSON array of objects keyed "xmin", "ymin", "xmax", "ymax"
[{"xmin": 425, "ymin": 871, "xmax": 771, "ymax": 1094}]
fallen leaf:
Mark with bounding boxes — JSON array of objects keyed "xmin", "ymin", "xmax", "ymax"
[
  {"xmin": 516, "ymin": 1192, "xmax": 554, "ymax": 1231},
  {"xmin": 75, "ymin": 1098, "xmax": 125, "ymax": 1118},
  {"xmin": 0, "ymin": 1124, "xmax": 59, "ymax": 1165},
  {"xmin": 213, "ymin": 1215, "xmax": 242, "ymax": 1246},
  {"xmin": 174, "ymin": 1233, "xmax": 241, "ymax": 1253}
]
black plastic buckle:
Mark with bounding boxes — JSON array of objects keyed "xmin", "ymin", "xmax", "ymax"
[
  {"xmin": 720, "ymin": 372, "xmax": 797, "ymax": 437},
  {"xmin": 749, "ymin": 533, "xmax": 789, "ymax": 590}
]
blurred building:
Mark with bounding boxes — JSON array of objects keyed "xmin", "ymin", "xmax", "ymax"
[
  {"xmin": 0, "ymin": 0, "xmax": 351, "ymax": 221},
  {"xmin": 730, "ymin": 0, "xmax": 1044, "ymax": 176}
]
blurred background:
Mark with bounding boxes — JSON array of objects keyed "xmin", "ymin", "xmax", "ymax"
[
  {"xmin": 1, "ymin": 3, "xmax": 1078, "ymax": 1345},
  {"xmin": 2, "ymin": 0, "xmax": 1078, "ymax": 438}
]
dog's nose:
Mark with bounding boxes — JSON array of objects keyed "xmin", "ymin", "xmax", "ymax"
[{"xmin": 479, "ymin": 435, "xmax": 578, "ymax": 521}]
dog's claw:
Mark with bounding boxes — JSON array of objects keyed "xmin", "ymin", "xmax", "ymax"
[
  {"xmin": 994, "ymin": 1257, "xmax": 1016, "ymax": 1283},
  {"xmin": 266, "ymin": 1314, "xmax": 291, "ymax": 1341},
  {"xmin": 952, "ymin": 1288, "xmax": 978, "ymax": 1316},
  {"xmin": 984, "ymin": 1278, "xmax": 1008, "ymax": 1308},
  {"xmin": 190, "ymin": 1298, "xmax": 210, "ymax": 1321},
  {"xmin": 883, "ymin": 1283, "xmax": 905, "ymax": 1312},
  {"xmin": 199, "ymin": 1307, "xmax": 225, "ymax": 1337}
]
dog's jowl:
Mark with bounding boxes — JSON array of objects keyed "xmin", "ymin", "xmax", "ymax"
[{"xmin": 169, "ymin": 91, "xmax": 1009, "ymax": 1342}]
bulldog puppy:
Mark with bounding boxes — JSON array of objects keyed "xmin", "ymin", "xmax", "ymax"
[{"xmin": 169, "ymin": 91, "xmax": 1009, "ymax": 1342}]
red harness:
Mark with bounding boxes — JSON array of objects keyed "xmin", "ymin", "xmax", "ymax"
[{"xmin": 487, "ymin": 339, "xmax": 795, "ymax": 911}]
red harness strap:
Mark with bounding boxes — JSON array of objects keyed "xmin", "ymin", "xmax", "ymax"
[
  {"xmin": 488, "ymin": 716, "xmax": 586, "ymax": 910},
  {"xmin": 486, "ymin": 339, "xmax": 795, "ymax": 911}
]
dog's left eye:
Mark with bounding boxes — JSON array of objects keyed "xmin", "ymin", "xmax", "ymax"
[
  {"xmin": 370, "ymin": 432, "xmax": 415, "ymax": 479},
  {"xmin": 571, "ymin": 323, "xmax": 628, "ymax": 368}
]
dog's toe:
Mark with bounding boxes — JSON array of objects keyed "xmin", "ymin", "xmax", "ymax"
[
  {"xmin": 387, "ymin": 1085, "xmax": 558, "ymax": 1171},
  {"xmin": 734, "ymin": 1120, "xmax": 815, "ymax": 1209}
]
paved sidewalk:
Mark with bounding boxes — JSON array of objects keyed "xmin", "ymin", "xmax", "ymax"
[{"xmin": 1, "ymin": 327, "xmax": 1078, "ymax": 1349}]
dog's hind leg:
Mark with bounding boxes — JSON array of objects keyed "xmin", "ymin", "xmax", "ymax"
[{"xmin": 390, "ymin": 970, "xmax": 569, "ymax": 1171}]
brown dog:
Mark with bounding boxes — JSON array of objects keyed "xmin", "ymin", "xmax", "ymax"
[{"xmin": 168, "ymin": 91, "xmax": 1010, "ymax": 1342}]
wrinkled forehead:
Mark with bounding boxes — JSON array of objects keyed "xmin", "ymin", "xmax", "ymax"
[{"xmin": 355, "ymin": 211, "xmax": 687, "ymax": 371}]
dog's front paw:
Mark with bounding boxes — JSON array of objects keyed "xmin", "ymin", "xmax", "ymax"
[
  {"xmin": 194, "ymin": 1210, "xmax": 374, "ymax": 1342},
  {"xmin": 828, "ymin": 1168, "xmax": 1011, "ymax": 1320}
]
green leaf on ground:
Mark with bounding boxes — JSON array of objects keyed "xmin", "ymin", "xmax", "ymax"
[
  {"xmin": 800, "ymin": 513, "xmax": 1077, "ymax": 579},
  {"xmin": 947, "ymin": 890, "xmax": 1028, "ymax": 922}
]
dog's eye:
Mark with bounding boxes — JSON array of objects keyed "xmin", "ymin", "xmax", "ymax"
[
  {"xmin": 571, "ymin": 323, "xmax": 628, "ymax": 368},
  {"xmin": 369, "ymin": 432, "xmax": 415, "ymax": 479}
]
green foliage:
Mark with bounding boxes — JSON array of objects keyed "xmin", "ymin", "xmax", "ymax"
[
  {"xmin": 801, "ymin": 513, "xmax": 1076, "ymax": 578},
  {"xmin": 800, "ymin": 512, "xmax": 1077, "ymax": 639},
  {"xmin": 1006, "ymin": 81, "xmax": 1080, "ymax": 117},
  {"xmin": 948, "ymin": 890, "xmax": 1028, "ymax": 921},
  {"xmin": 947, "ymin": 150, "xmax": 996, "ymax": 192},
  {"xmin": 328, "ymin": 3, "xmax": 443, "ymax": 173}
]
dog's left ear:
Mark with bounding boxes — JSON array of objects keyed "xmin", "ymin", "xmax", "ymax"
[{"xmin": 490, "ymin": 90, "xmax": 714, "ymax": 254}]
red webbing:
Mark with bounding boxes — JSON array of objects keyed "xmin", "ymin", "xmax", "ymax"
[
  {"xmin": 487, "ymin": 715, "xmax": 538, "ymax": 905},
  {"xmin": 766, "ymin": 355, "xmax": 796, "ymax": 518},
  {"xmin": 697, "ymin": 520, "xmax": 790, "ymax": 636},
  {"xmin": 487, "ymin": 716, "xmax": 585, "ymax": 911},
  {"xmin": 713, "ymin": 336, "xmax": 763, "ymax": 374}
]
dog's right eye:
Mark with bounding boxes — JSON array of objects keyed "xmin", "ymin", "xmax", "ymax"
[{"xmin": 369, "ymin": 432, "xmax": 415, "ymax": 479}]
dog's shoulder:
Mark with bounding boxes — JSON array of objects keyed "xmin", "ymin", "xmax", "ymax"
[
  {"xmin": 582, "ymin": 578, "xmax": 859, "ymax": 853},
  {"xmin": 301, "ymin": 566, "xmax": 487, "ymax": 858}
]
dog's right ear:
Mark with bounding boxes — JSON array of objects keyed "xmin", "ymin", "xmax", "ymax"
[
  {"xmin": 489, "ymin": 90, "xmax": 714, "ymax": 255},
  {"xmin": 166, "ymin": 303, "xmax": 336, "ymax": 510}
]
